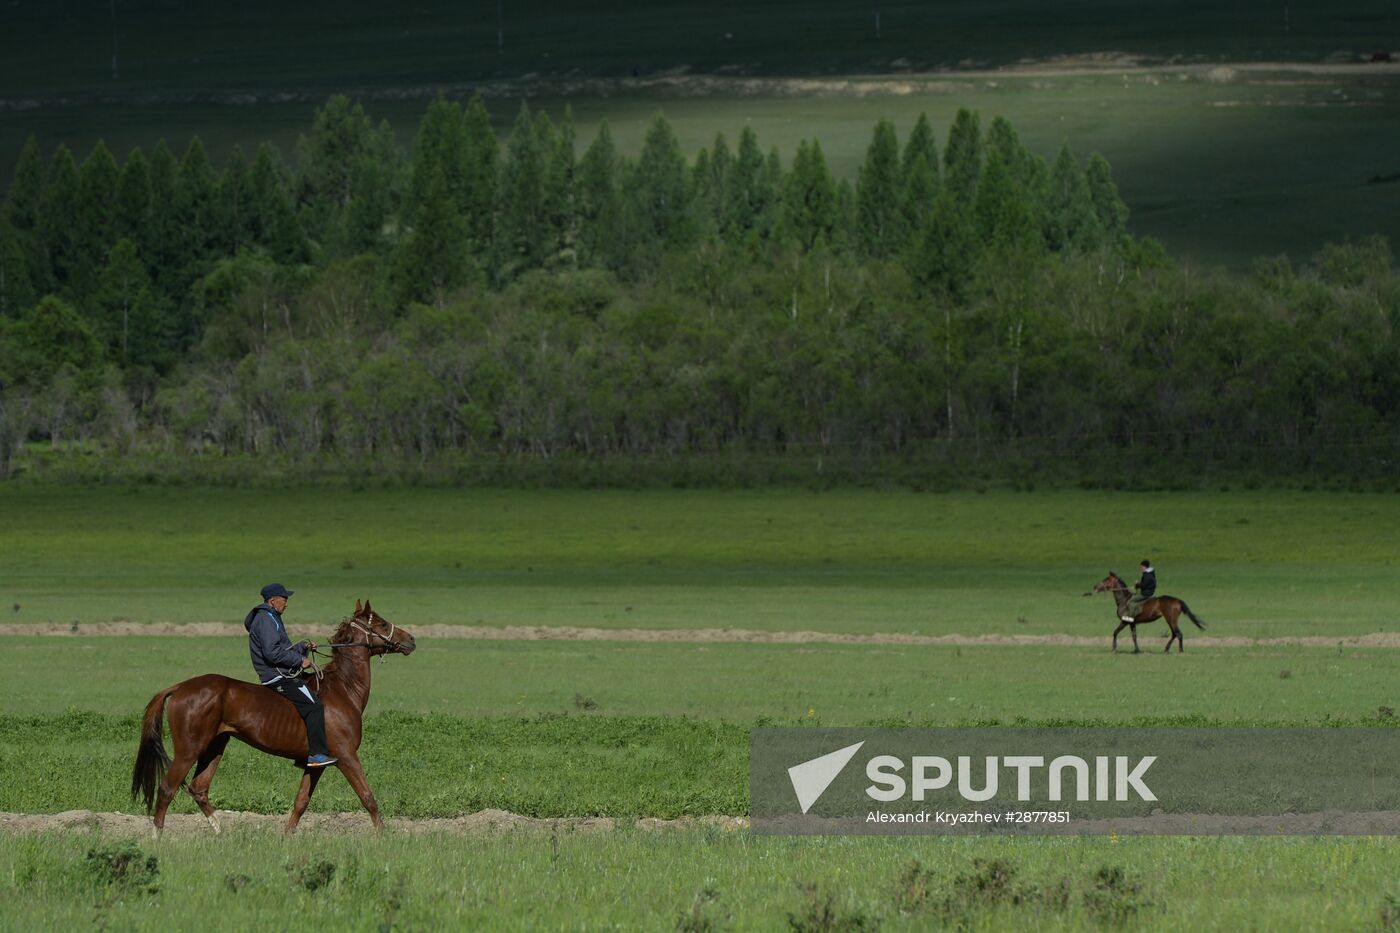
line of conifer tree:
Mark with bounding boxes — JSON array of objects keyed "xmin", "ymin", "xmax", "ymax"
[{"xmin": 0, "ymin": 95, "xmax": 1395, "ymax": 485}]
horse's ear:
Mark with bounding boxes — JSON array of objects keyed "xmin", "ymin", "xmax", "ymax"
[
  {"xmin": 354, "ymin": 598, "xmax": 362, "ymax": 613},
  {"xmin": 364, "ymin": 599, "xmax": 372, "ymax": 613}
]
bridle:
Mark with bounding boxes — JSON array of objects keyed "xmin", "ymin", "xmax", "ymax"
[{"xmin": 316, "ymin": 611, "xmax": 404, "ymax": 657}]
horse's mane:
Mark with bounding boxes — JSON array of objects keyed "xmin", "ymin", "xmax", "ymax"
[{"xmin": 320, "ymin": 615, "xmax": 366, "ymax": 684}]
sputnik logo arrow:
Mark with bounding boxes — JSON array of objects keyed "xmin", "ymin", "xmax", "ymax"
[{"xmin": 788, "ymin": 741, "xmax": 865, "ymax": 814}]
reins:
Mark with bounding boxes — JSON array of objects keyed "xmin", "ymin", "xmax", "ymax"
[{"xmin": 306, "ymin": 614, "xmax": 402, "ymax": 681}]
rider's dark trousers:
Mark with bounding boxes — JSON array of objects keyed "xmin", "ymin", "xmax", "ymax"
[{"xmin": 266, "ymin": 678, "xmax": 330, "ymax": 758}]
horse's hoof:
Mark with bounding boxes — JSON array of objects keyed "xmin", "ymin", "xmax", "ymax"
[
  {"xmin": 151, "ymin": 825, "xmax": 162, "ymax": 842},
  {"xmin": 205, "ymin": 813, "xmax": 222, "ymax": 835}
]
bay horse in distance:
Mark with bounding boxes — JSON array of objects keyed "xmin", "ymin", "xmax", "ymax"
[
  {"xmin": 1087, "ymin": 573, "xmax": 1205, "ymax": 653},
  {"xmin": 132, "ymin": 600, "xmax": 415, "ymax": 836}
]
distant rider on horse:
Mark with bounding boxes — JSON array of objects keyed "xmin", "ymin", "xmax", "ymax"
[
  {"xmin": 245, "ymin": 583, "xmax": 336, "ymax": 768},
  {"xmin": 1121, "ymin": 559, "xmax": 1156, "ymax": 622}
]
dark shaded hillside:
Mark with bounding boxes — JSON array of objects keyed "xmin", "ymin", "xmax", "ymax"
[{"xmin": 3, "ymin": 0, "xmax": 1394, "ymax": 96}]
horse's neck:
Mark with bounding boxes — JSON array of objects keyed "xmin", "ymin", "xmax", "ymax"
[
  {"xmin": 330, "ymin": 648, "xmax": 372, "ymax": 713},
  {"xmin": 1111, "ymin": 585, "xmax": 1130, "ymax": 610}
]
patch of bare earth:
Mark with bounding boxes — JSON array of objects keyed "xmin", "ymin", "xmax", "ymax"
[
  {"xmin": 6, "ymin": 809, "xmax": 1398, "ymax": 836},
  {"xmin": 0, "ymin": 810, "xmax": 748, "ymax": 837},
  {"xmin": 4, "ymin": 622, "xmax": 1400, "ymax": 648}
]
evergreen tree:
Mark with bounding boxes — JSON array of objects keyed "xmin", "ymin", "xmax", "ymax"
[
  {"xmin": 0, "ymin": 219, "xmax": 35, "ymax": 317},
  {"xmin": 173, "ymin": 136, "xmax": 219, "ymax": 285},
  {"xmin": 942, "ymin": 108, "xmax": 982, "ymax": 213},
  {"xmin": 543, "ymin": 107, "xmax": 577, "ymax": 262},
  {"xmin": 910, "ymin": 186, "xmax": 977, "ymax": 302},
  {"xmin": 722, "ymin": 126, "xmax": 772, "ymax": 241},
  {"xmin": 576, "ymin": 122, "xmax": 625, "ymax": 269},
  {"xmin": 900, "ymin": 153, "xmax": 938, "ymax": 244},
  {"xmin": 114, "ymin": 148, "xmax": 151, "ymax": 247},
  {"xmin": 855, "ymin": 119, "xmax": 905, "ymax": 258},
  {"xmin": 94, "ymin": 238, "xmax": 158, "ymax": 366},
  {"xmin": 629, "ymin": 114, "xmax": 694, "ymax": 251},
  {"xmin": 37, "ymin": 144, "xmax": 80, "ymax": 295},
  {"xmin": 782, "ymin": 140, "xmax": 838, "ymax": 252},
  {"xmin": 697, "ymin": 132, "xmax": 732, "ymax": 235},
  {"xmin": 3, "ymin": 136, "xmax": 44, "ymax": 234},
  {"xmin": 902, "ymin": 113, "xmax": 939, "ymax": 187},
  {"xmin": 247, "ymin": 144, "xmax": 308, "ymax": 263},
  {"xmin": 392, "ymin": 166, "xmax": 470, "ymax": 306},
  {"xmin": 1086, "ymin": 153, "xmax": 1129, "ymax": 244},
  {"xmin": 405, "ymin": 97, "xmax": 465, "ymax": 226},
  {"xmin": 1045, "ymin": 144, "xmax": 1103, "ymax": 253},
  {"xmin": 461, "ymin": 95, "xmax": 499, "ymax": 256},
  {"xmin": 3, "ymin": 137, "xmax": 45, "ymax": 298},
  {"xmin": 497, "ymin": 103, "xmax": 550, "ymax": 275},
  {"xmin": 295, "ymin": 96, "xmax": 396, "ymax": 257},
  {"xmin": 75, "ymin": 142, "xmax": 120, "ymax": 299},
  {"xmin": 216, "ymin": 144, "xmax": 252, "ymax": 255},
  {"xmin": 973, "ymin": 151, "xmax": 1036, "ymax": 252},
  {"xmin": 144, "ymin": 140, "xmax": 179, "ymax": 292}
]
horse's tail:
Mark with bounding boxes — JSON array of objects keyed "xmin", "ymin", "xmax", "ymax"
[
  {"xmin": 1180, "ymin": 601, "xmax": 1206, "ymax": 630},
  {"xmin": 131, "ymin": 684, "xmax": 178, "ymax": 813}
]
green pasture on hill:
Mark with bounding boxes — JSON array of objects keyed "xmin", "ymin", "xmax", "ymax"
[
  {"xmin": 6, "ymin": 831, "xmax": 1400, "ymax": 931},
  {"xmin": 2, "ymin": 487, "xmax": 1397, "ymax": 637},
  {"xmin": 4, "ymin": 66, "xmax": 1398, "ymax": 266}
]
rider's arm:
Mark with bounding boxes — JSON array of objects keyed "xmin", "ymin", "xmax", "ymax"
[{"xmin": 249, "ymin": 612, "xmax": 307, "ymax": 670}]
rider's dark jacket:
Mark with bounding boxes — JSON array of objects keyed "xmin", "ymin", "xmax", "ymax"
[
  {"xmin": 1135, "ymin": 568, "xmax": 1156, "ymax": 600},
  {"xmin": 245, "ymin": 602, "xmax": 308, "ymax": 684}
]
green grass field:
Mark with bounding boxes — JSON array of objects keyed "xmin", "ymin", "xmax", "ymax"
[
  {"xmin": 7, "ymin": 831, "xmax": 1400, "ymax": 931},
  {"xmin": 3, "ymin": 486, "xmax": 1397, "ymax": 637},
  {"xmin": 5, "ymin": 486, "xmax": 1400, "ymax": 929}
]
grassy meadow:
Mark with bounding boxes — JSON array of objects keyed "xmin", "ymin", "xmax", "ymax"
[
  {"xmin": 2, "ymin": 486, "xmax": 1396, "ymax": 637},
  {"xmin": 4, "ymin": 486, "xmax": 1400, "ymax": 929}
]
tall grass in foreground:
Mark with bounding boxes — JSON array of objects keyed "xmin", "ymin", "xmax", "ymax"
[{"xmin": 4, "ymin": 830, "xmax": 1400, "ymax": 931}]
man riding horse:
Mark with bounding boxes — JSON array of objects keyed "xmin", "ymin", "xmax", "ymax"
[
  {"xmin": 1121, "ymin": 559, "xmax": 1155, "ymax": 623},
  {"xmin": 246, "ymin": 583, "xmax": 336, "ymax": 768}
]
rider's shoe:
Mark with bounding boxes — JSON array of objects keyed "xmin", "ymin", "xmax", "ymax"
[{"xmin": 306, "ymin": 754, "xmax": 338, "ymax": 768}]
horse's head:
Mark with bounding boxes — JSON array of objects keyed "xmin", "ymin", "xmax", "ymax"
[
  {"xmin": 346, "ymin": 599, "xmax": 417, "ymax": 656},
  {"xmin": 1087, "ymin": 572, "xmax": 1126, "ymax": 596}
]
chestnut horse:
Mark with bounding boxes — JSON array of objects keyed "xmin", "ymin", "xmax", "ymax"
[
  {"xmin": 1087, "ymin": 573, "xmax": 1205, "ymax": 653},
  {"xmin": 131, "ymin": 600, "xmax": 415, "ymax": 836}
]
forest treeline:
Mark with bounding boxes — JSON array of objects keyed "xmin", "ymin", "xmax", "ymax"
[{"xmin": 0, "ymin": 96, "xmax": 1396, "ymax": 486}]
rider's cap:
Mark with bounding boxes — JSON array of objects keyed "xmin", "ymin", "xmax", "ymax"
[{"xmin": 260, "ymin": 583, "xmax": 295, "ymax": 600}]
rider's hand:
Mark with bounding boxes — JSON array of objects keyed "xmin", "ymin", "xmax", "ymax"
[
  {"xmin": 301, "ymin": 657, "xmax": 313, "ymax": 669},
  {"xmin": 304, "ymin": 641, "xmax": 316, "ymax": 652}
]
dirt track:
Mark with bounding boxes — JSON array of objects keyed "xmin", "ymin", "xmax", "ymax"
[
  {"xmin": 4, "ymin": 621, "xmax": 1400, "ymax": 649},
  {"xmin": 0, "ymin": 809, "xmax": 747, "ymax": 837},
  {"xmin": 8, "ymin": 808, "xmax": 1400, "ymax": 837}
]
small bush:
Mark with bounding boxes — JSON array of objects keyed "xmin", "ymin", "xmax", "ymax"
[
  {"xmin": 786, "ymin": 883, "xmax": 876, "ymax": 932},
  {"xmin": 1082, "ymin": 865, "xmax": 1152, "ymax": 924},
  {"xmin": 290, "ymin": 858, "xmax": 337, "ymax": 891},
  {"xmin": 676, "ymin": 882, "xmax": 729, "ymax": 932},
  {"xmin": 84, "ymin": 840, "xmax": 159, "ymax": 895}
]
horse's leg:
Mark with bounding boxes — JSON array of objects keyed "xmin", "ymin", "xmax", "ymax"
[
  {"xmin": 335, "ymin": 754, "xmax": 384, "ymax": 829},
  {"xmin": 1165, "ymin": 607, "xmax": 1182, "ymax": 653},
  {"xmin": 1131, "ymin": 624, "xmax": 1140, "ymax": 654},
  {"xmin": 187, "ymin": 733, "xmax": 231, "ymax": 834},
  {"xmin": 152, "ymin": 750, "xmax": 199, "ymax": 839},
  {"xmin": 284, "ymin": 767, "xmax": 324, "ymax": 835},
  {"xmin": 1112, "ymin": 621, "xmax": 1127, "ymax": 652}
]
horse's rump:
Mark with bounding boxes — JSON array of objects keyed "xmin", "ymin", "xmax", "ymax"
[{"xmin": 166, "ymin": 673, "xmax": 313, "ymax": 760}]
